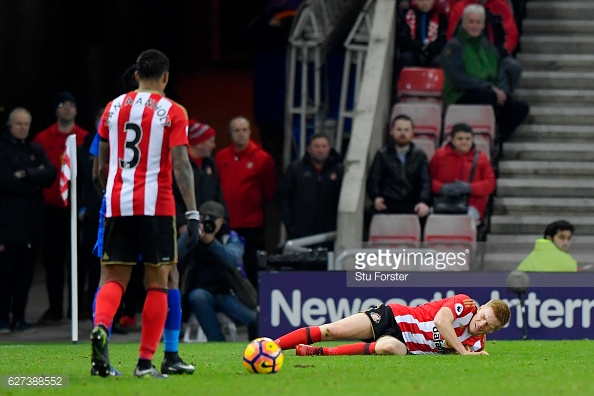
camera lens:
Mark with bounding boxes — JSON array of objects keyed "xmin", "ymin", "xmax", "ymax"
[{"xmin": 203, "ymin": 214, "xmax": 216, "ymax": 234}]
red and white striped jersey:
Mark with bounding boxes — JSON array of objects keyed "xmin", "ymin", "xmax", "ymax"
[
  {"xmin": 99, "ymin": 91, "xmax": 188, "ymax": 217},
  {"xmin": 388, "ymin": 294, "xmax": 485, "ymax": 354}
]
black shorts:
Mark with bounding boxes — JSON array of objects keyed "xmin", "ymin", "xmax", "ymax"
[
  {"xmin": 102, "ymin": 216, "xmax": 177, "ymax": 266},
  {"xmin": 362, "ymin": 304, "xmax": 405, "ymax": 344}
]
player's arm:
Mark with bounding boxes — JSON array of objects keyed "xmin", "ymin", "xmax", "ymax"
[
  {"xmin": 434, "ymin": 307, "xmax": 487, "ymax": 356},
  {"xmin": 171, "ymin": 145, "xmax": 197, "ymax": 212}
]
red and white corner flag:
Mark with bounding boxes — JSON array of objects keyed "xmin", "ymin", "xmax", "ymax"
[{"xmin": 60, "ymin": 135, "xmax": 76, "ymax": 206}]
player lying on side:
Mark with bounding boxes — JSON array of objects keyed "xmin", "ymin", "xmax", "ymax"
[{"xmin": 275, "ymin": 294, "xmax": 510, "ymax": 356}]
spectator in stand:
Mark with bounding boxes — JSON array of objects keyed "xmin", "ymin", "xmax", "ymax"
[
  {"xmin": 517, "ymin": 220, "xmax": 578, "ymax": 272},
  {"xmin": 440, "ymin": 4, "xmax": 529, "ymax": 144},
  {"xmin": 447, "ymin": 0, "xmax": 519, "ymax": 59},
  {"xmin": 447, "ymin": 0, "xmax": 523, "ymax": 104},
  {"xmin": 429, "ymin": 123, "xmax": 495, "ymax": 223},
  {"xmin": 174, "ymin": 119, "xmax": 227, "ymax": 232},
  {"xmin": 215, "ymin": 116, "xmax": 276, "ymax": 289},
  {"xmin": 33, "ymin": 91, "xmax": 88, "ymax": 324},
  {"xmin": 366, "ymin": 114, "xmax": 431, "ymax": 220},
  {"xmin": 183, "ymin": 201, "xmax": 258, "ymax": 341},
  {"xmin": 396, "ymin": 0, "xmax": 449, "ymax": 75},
  {"xmin": 0, "ymin": 108, "xmax": 57, "ymax": 333},
  {"xmin": 277, "ymin": 132, "xmax": 343, "ymax": 245}
]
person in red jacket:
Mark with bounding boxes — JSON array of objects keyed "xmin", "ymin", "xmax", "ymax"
[
  {"xmin": 215, "ymin": 116, "xmax": 276, "ymax": 289},
  {"xmin": 429, "ymin": 123, "xmax": 495, "ymax": 222},
  {"xmin": 33, "ymin": 91, "xmax": 88, "ymax": 324}
]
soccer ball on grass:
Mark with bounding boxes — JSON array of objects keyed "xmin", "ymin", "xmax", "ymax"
[{"xmin": 243, "ymin": 337, "xmax": 284, "ymax": 374}]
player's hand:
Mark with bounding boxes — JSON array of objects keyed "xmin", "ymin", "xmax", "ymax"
[
  {"xmin": 184, "ymin": 210, "xmax": 201, "ymax": 250},
  {"xmin": 462, "ymin": 350, "xmax": 489, "ymax": 356}
]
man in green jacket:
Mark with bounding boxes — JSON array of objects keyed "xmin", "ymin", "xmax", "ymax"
[
  {"xmin": 440, "ymin": 3, "xmax": 528, "ymax": 144},
  {"xmin": 517, "ymin": 220, "xmax": 578, "ymax": 272}
]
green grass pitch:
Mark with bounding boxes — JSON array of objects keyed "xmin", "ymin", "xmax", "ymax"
[{"xmin": 0, "ymin": 340, "xmax": 592, "ymax": 395}]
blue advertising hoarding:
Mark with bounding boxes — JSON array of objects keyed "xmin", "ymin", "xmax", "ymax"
[{"xmin": 258, "ymin": 271, "xmax": 594, "ymax": 340}]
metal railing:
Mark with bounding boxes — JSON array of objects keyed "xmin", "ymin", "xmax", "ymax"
[{"xmin": 284, "ymin": 0, "xmax": 367, "ymax": 170}]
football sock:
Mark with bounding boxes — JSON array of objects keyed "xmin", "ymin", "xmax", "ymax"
[
  {"xmin": 139, "ymin": 288, "xmax": 168, "ymax": 361},
  {"xmin": 94, "ymin": 281, "xmax": 125, "ymax": 330},
  {"xmin": 163, "ymin": 289, "xmax": 182, "ymax": 354},
  {"xmin": 92, "ymin": 287, "xmax": 112, "ymax": 339},
  {"xmin": 323, "ymin": 342, "xmax": 376, "ymax": 356},
  {"xmin": 275, "ymin": 326, "xmax": 322, "ymax": 350}
]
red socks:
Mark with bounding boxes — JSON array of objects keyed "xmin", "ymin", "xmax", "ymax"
[
  {"xmin": 275, "ymin": 326, "xmax": 322, "ymax": 350},
  {"xmin": 94, "ymin": 281, "xmax": 125, "ymax": 328},
  {"xmin": 323, "ymin": 342, "xmax": 376, "ymax": 355},
  {"xmin": 139, "ymin": 289, "xmax": 168, "ymax": 360}
]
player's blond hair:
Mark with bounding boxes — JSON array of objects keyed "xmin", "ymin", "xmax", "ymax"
[{"xmin": 485, "ymin": 300, "xmax": 511, "ymax": 328}]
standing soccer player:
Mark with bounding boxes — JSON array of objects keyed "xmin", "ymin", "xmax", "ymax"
[
  {"xmin": 91, "ymin": 49, "xmax": 199, "ymax": 378},
  {"xmin": 275, "ymin": 295, "xmax": 510, "ymax": 356}
]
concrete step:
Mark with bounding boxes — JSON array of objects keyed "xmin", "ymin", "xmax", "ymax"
[
  {"xmin": 511, "ymin": 124, "xmax": 594, "ymax": 142},
  {"xmin": 490, "ymin": 215, "xmax": 594, "ymax": 234},
  {"xmin": 517, "ymin": 54, "xmax": 594, "ymax": 72},
  {"xmin": 515, "ymin": 89, "xmax": 594, "ymax": 106},
  {"xmin": 519, "ymin": 71, "xmax": 594, "ymax": 90},
  {"xmin": 521, "ymin": 36, "xmax": 594, "ymax": 54},
  {"xmin": 523, "ymin": 19, "xmax": 594, "ymax": 35},
  {"xmin": 493, "ymin": 197, "xmax": 594, "ymax": 215},
  {"xmin": 481, "ymin": 252, "xmax": 594, "ymax": 272},
  {"xmin": 502, "ymin": 142, "xmax": 594, "ymax": 161},
  {"xmin": 496, "ymin": 178, "xmax": 594, "ymax": 197},
  {"xmin": 526, "ymin": 106, "xmax": 594, "ymax": 126},
  {"xmin": 497, "ymin": 161, "xmax": 594, "ymax": 178},
  {"xmin": 487, "ymin": 234, "xmax": 594, "ymax": 244},
  {"xmin": 527, "ymin": 1, "xmax": 594, "ymax": 21}
]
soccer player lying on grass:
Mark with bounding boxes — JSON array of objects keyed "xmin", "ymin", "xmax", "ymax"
[{"xmin": 275, "ymin": 294, "xmax": 510, "ymax": 356}]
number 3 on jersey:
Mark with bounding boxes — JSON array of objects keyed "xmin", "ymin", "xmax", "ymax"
[{"xmin": 120, "ymin": 122, "xmax": 142, "ymax": 169}]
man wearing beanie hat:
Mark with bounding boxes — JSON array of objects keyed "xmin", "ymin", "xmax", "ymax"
[
  {"xmin": 181, "ymin": 200, "xmax": 258, "ymax": 342},
  {"xmin": 174, "ymin": 119, "xmax": 228, "ymax": 235},
  {"xmin": 33, "ymin": 91, "xmax": 88, "ymax": 324}
]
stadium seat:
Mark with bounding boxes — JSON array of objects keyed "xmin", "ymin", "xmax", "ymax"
[
  {"xmin": 368, "ymin": 214, "xmax": 422, "ymax": 248},
  {"xmin": 391, "ymin": 102, "xmax": 443, "ymax": 145},
  {"xmin": 423, "ymin": 214, "xmax": 476, "ymax": 270},
  {"xmin": 397, "ymin": 67, "xmax": 444, "ymax": 101},
  {"xmin": 183, "ymin": 313, "xmax": 238, "ymax": 343},
  {"xmin": 443, "ymin": 104, "xmax": 496, "ymax": 144},
  {"xmin": 413, "ymin": 137, "xmax": 436, "ymax": 160}
]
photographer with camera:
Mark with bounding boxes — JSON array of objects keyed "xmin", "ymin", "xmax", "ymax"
[{"xmin": 180, "ymin": 201, "xmax": 258, "ymax": 341}]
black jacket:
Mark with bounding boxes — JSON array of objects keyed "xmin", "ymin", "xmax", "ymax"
[
  {"xmin": 277, "ymin": 150, "xmax": 343, "ymax": 239},
  {"xmin": 0, "ymin": 130, "xmax": 57, "ymax": 245},
  {"xmin": 173, "ymin": 155, "xmax": 228, "ymax": 230},
  {"xmin": 366, "ymin": 142, "xmax": 431, "ymax": 205}
]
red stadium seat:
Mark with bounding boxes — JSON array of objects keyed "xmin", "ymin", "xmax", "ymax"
[
  {"xmin": 413, "ymin": 137, "xmax": 436, "ymax": 160},
  {"xmin": 397, "ymin": 67, "xmax": 444, "ymax": 100},
  {"xmin": 369, "ymin": 214, "xmax": 422, "ymax": 248},
  {"xmin": 423, "ymin": 214, "xmax": 476, "ymax": 270},
  {"xmin": 391, "ymin": 102, "xmax": 443, "ymax": 145},
  {"xmin": 443, "ymin": 104, "xmax": 496, "ymax": 144}
]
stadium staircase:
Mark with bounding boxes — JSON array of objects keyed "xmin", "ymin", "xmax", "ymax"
[{"xmin": 485, "ymin": 0, "xmax": 594, "ymax": 270}]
